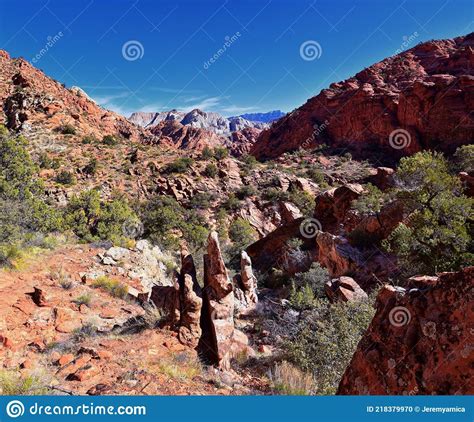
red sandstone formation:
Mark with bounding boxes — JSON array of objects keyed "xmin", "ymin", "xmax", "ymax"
[
  {"xmin": 0, "ymin": 50, "xmax": 152, "ymax": 143},
  {"xmin": 251, "ymin": 34, "xmax": 474, "ymax": 161},
  {"xmin": 149, "ymin": 120, "xmax": 223, "ymax": 152},
  {"xmin": 338, "ymin": 267, "xmax": 474, "ymax": 395}
]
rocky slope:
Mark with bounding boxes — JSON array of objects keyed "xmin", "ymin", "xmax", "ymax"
[
  {"xmin": 0, "ymin": 242, "xmax": 267, "ymax": 395},
  {"xmin": 338, "ymin": 267, "xmax": 474, "ymax": 395},
  {"xmin": 251, "ymin": 33, "xmax": 474, "ymax": 161},
  {"xmin": 0, "ymin": 50, "xmax": 153, "ymax": 145}
]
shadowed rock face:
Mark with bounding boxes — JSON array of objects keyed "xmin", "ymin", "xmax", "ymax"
[
  {"xmin": 251, "ymin": 34, "xmax": 474, "ymax": 161},
  {"xmin": 337, "ymin": 267, "xmax": 474, "ymax": 395},
  {"xmin": 177, "ymin": 244, "xmax": 202, "ymax": 348}
]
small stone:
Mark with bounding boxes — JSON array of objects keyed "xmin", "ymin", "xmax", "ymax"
[{"xmin": 58, "ymin": 354, "xmax": 75, "ymax": 367}]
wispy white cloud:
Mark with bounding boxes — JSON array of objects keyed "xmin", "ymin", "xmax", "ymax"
[
  {"xmin": 87, "ymin": 89, "xmax": 261, "ymax": 119},
  {"xmin": 180, "ymin": 96, "xmax": 222, "ymax": 112}
]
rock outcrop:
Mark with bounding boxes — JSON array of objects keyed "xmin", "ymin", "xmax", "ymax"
[
  {"xmin": 338, "ymin": 267, "xmax": 474, "ymax": 395},
  {"xmin": 234, "ymin": 251, "xmax": 258, "ymax": 311},
  {"xmin": 149, "ymin": 233, "xmax": 251, "ymax": 367},
  {"xmin": 246, "ymin": 218, "xmax": 316, "ymax": 276},
  {"xmin": 0, "ymin": 50, "xmax": 152, "ymax": 143},
  {"xmin": 200, "ymin": 232, "xmax": 236, "ymax": 368},
  {"xmin": 251, "ymin": 34, "xmax": 474, "ymax": 161},
  {"xmin": 313, "ymin": 183, "xmax": 364, "ymax": 234},
  {"xmin": 149, "ymin": 120, "xmax": 223, "ymax": 152},
  {"xmin": 325, "ymin": 276, "xmax": 368, "ymax": 303},
  {"xmin": 177, "ymin": 244, "xmax": 202, "ymax": 348}
]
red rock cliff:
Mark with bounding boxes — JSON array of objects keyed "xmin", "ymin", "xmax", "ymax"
[{"xmin": 251, "ymin": 33, "xmax": 474, "ymax": 161}]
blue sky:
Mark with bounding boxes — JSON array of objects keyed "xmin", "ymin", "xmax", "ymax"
[{"xmin": 1, "ymin": 0, "xmax": 472, "ymax": 117}]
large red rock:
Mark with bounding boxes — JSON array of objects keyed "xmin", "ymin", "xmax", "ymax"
[
  {"xmin": 229, "ymin": 127, "xmax": 262, "ymax": 156},
  {"xmin": 338, "ymin": 267, "xmax": 474, "ymax": 395},
  {"xmin": 313, "ymin": 184, "xmax": 364, "ymax": 233},
  {"xmin": 251, "ymin": 34, "xmax": 474, "ymax": 161},
  {"xmin": 246, "ymin": 218, "xmax": 317, "ymax": 276},
  {"xmin": 325, "ymin": 276, "xmax": 367, "ymax": 303},
  {"xmin": 200, "ymin": 232, "xmax": 235, "ymax": 368}
]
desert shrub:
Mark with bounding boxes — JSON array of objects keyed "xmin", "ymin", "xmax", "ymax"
[
  {"xmin": 285, "ymin": 297, "xmax": 375, "ymax": 394},
  {"xmin": 264, "ymin": 187, "xmax": 315, "ymax": 216},
  {"xmin": 236, "ymin": 185, "xmax": 256, "ymax": 199},
  {"xmin": 101, "ymin": 134, "xmax": 118, "ymax": 146},
  {"xmin": 81, "ymin": 135, "xmax": 98, "ymax": 144},
  {"xmin": 74, "ymin": 293, "xmax": 92, "ymax": 306},
  {"xmin": 291, "ymin": 263, "xmax": 329, "ymax": 298},
  {"xmin": 222, "ymin": 193, "xmax": 241, "ymax": 211},
  {"xmin": 162, "ymin": 157, "xmax": 194, "ymax": 174},
  {"xmin": 92, "ymin": 276, "xmax": 128, "ymax": 299},
  {"xmin": 306, "ymin": 168, "xmax": 326, "ymax": 185},
  {"xmin": 213, "ymin": 146, "xmax": 229, "ymax": 160},
  {"xmin": 155, "ymin": 352, "xmax": 202, "ymax": 381},
  {"xmin": 225, "ymin": 218, "xmax": 257, "ymax": 269},
  {"xmin": 199, "ymin": 146, "xmax": 214, "ymax": 160},
  {"xmin": 65, "ymin": 189, "xmax": 139, "ymax": 245},
  {"xmin": 58, "ymin": 124, "xmax": 76, "ymax": 135},
  {"xmin": 240, "ymin": 154, "xmax": 258, "ymax": 169},
  {"xmin": 239, "ymin": 154, "xmax": 258, "ymax": 176},
  {"xmin": 189, "ymin": 192, "xmax": 215, "ymax": 209},
  {"xmin": 83, "ymin": 158, "xmax": 98, "ymax": 175},
  {"xmin": 290, "ymin": 283, "xmax": 317, "ymax": 310},
  {"xmin": 351, "ymin": 183, "xmax": 385, "ymax": 215},
  {"xmin": 452, "ymin": 144, "xmax": 474, "ymax": 173},
  {"xmin": 0, "ymin": 128, "xmax": 63, "ymax": 266},
  {"xmin": 287, "ymin": 189, "xmax": 315, "ymax": 216},
  {"xmin": 203, "ymin": 163, "xmax": 218, "ymax": 178},
  {"xmin": 51, "ymin": 267, "xmax": 74, "ymax": 289},
  {"xmin": 55, "ymin": 169, "xmax": 76, "ymax": 185},
  {"xmin": 269, "ymin": 361, "xmax": 315, "ymax": 395},
  {"xmin": 0, "ymin": 370, "xmax": 48, "ymax": 395},
  {"xmin": 140, "ymin": 195, "xmax": 207, "ymax": 250},
  {"xmin": 262, "ymin": 187, "xmax": 285, "ymax": 202},
  {"xmin": 229, "ymin": 218, "xmax": 257, "ymax": 249},
  {"xmin": 38, "ymin": 152, "xmax": 60, "ymax": 169},
  {"xmin": 383, "ymin": 151, "xmax": 473, "ymax": 275}
]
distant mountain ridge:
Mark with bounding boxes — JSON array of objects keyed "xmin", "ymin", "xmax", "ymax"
[
  {"xmin": 128, "ymin": 109, "xmax": 277, "ymax": 136},
  {"xmin": 237, "ymin": 110, "xmax": 285, "ymax": 123}
]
